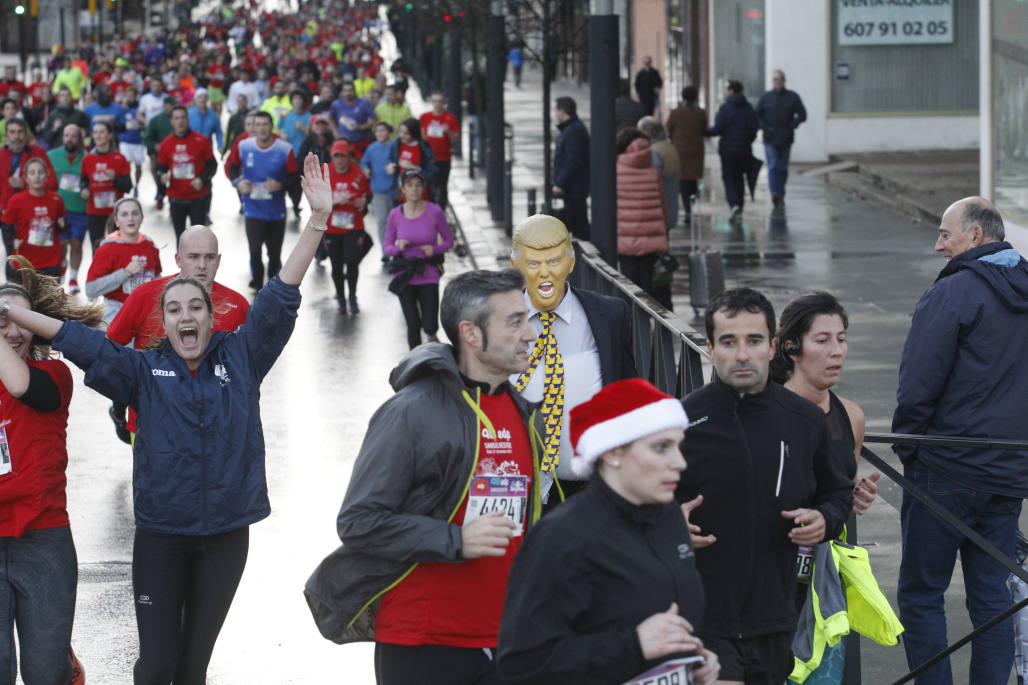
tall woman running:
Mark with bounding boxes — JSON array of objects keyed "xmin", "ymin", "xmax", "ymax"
[
  {"xmin": 85, "ymin": 197, "xmax": 162, "ymax": 325},
  {"xmin": 0, "ymin": 260, "xmax": 102, "ymax": 685},
  {"xmin": 772, "ymin": 292, "xmax": 880, "ymax": 515},
  {"xmin": 384, "ymin": 169, "xmax": 453, "ymax": 348},
  {"xmin": 0, "ymin": 153, "xmax": 332, "ymax": 685},
  {"xmin": 80, "ymin": 120, "xmax": 132, "ymax": 252}
]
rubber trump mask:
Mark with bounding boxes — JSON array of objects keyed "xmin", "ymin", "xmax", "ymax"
[{"xmin": 510, "ymin": 214, "xmax": 576, "ymax": 312}]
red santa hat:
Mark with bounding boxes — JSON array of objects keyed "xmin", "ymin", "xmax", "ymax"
[{"xmin": 570, "ymin": 379, "xmax": 689, "ymax": 477}]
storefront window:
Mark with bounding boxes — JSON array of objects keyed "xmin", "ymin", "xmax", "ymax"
[
  {"xmin": 713, "ymin": 0, "xmax": 764, "ymax": 104},
  {"xmin": 830, "ymin": 0, "xmax": 977, "ymax": 114}
]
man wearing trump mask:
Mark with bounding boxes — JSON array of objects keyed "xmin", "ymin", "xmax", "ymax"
[{"xmin": 509, "ymin": 214, "xmax": 637, "ymax": 509}]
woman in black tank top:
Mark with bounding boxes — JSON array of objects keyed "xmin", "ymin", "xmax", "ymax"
[{"xmin": 770, "ymin": 292, "xmax": 879, "ymax": 514}]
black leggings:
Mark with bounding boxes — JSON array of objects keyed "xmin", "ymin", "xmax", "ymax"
[
  {"xmin": 397, "ymin": 283, "xmax": 439, "ymax": 349},
  {"xmin": 169, "ymin": 197, "xmax": 209, "ymax": 244},
  {"xmin": 324, "ymin": 231, "xmax": 364, "ymax": 302},
  {"xmin": 87, "ymin": 213, "xmax": 109, "ymax": 250},
  {"xmin": 132, "ymin": 526, "xmax": 249, "ymax": 685},
  {"xmin": 374, "ymin": 643, "xmax": 501, "ymax": 685},
  {"xmin": 679, "ymin": 179, "xmax": 699, "ymax": 220},
  {"xmin": 244, "ymin": 217, "xmax": 286, "ymax": 288}
]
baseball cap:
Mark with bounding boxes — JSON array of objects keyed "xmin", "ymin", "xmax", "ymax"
[
  {"xmin": 330, "ymin": 140, "xmax": 351, "ymax": 156},
  {"xmin": 401, "ymin": 168, "xmax": 425, "ymax": 184}
]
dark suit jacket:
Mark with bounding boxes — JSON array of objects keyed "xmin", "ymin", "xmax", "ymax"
[{"xmin": 575, "ymin": 288, "xmax": 637, "ymax": 384}]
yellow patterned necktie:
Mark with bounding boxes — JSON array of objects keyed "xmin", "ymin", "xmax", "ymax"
[{"xmin": 514, "ymin": 311, "xmax": 565, "ymax": 473}]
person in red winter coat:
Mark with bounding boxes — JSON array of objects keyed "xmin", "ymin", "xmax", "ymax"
[{"xmin": 616, "ymin": 127, "xmax": 669, "ymax": 307}]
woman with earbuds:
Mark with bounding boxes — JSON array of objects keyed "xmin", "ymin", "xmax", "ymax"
[{"xmin": 771, "ymin": 292, "xmax": 879, "ymax": 515}]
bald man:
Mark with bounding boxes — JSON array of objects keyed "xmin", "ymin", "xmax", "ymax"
[
  {"xmin": 508, "ymin": 214, "xmax": 636, "ymax": 508},
  {"xmin": 894, "ymin": 197, "xmax": 1028, "ymax": 684},
  {"xmin": 106, "ymin": 226, "xmax": 250, "ymax": 441}
]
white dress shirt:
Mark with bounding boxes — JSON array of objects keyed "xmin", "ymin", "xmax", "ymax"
[{"xmin": 510, "ymin": 287, "xmax": 604, "ymax": 486}]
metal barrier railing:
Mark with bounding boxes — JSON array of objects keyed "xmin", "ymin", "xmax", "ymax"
[
  {"xmin": 569, "ymin": 239, "xmax": 709, "ymax": 396},
  {"xmin": 570, "ymin": 243, "xmax": 1028, "ymax": 684}
]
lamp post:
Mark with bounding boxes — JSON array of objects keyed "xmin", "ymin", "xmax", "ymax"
[{"xmin": 589, "ymin": 0, "xmax": 618, "ymax": 264}]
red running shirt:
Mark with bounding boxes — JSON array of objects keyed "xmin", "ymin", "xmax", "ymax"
[
  {"xmin": 86, "ymin": 231, "xmax": 163, "ymax": 304},
  {"xmin": 419, "ymin": 111, "xmax": 459, "ymax": 162},
  {"xmin": 157, "ymin": 131, "xmax": 214, "ymax": 200},
  {"xmin": 81, "ymin": 150, "xmax": 130, "ymax": 215},
  {"xmin": 374, "ymin": 391, "xmax": 533, "ymax": 648},
  {"xmin": 0, "ymin": 359, "xmax": 74, "ymax": 537},
  {"xmin": 1, "ymin": 190, "xmax": 65, "ymax": 270},
  {"xmin": 327, "ymin": 164, "xmax": 370, "ymax": 234}
]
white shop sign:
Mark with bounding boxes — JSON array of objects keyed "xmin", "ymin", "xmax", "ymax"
[{"xmin": 837, "ymin": 0, "xmax": 954, "ymax": 46}]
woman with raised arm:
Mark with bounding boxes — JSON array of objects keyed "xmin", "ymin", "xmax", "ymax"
[
  {"xmin": 0, "ymin": 260, "xmax": 102, "ymax": 685},
  {"xmin": 0, "ymin": 152, "xmax": 332, "ymax": 685}
]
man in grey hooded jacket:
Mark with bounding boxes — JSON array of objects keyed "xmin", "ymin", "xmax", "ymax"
[{"xmin": 305, "ymin": 268, "xmax": 544, "ymax": 685}]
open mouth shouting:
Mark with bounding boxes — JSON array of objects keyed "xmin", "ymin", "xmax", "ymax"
[
  {"xmin": 178, "ymin": 326, "xmax": 200, "ymax": 350},
  {"xmin": 538, "ymin": 281, "xmax": 555, "ymax": 298}
]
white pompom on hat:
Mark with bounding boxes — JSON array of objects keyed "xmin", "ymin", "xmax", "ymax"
[{"xmin": 570, "ymin": 378, "xmax": 689, "ymax": 477}]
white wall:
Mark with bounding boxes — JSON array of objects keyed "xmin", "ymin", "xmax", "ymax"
[
  {"xmin": 765, "ymin": 0, "xmax": 828, "ymax": 162},
  {"xmin": 764, "ymin": 0, "xmax": 979, "ymax": 162},
  {"xmin": 826, "ymin": 115, "xmax": 979, "ymax": 154}
]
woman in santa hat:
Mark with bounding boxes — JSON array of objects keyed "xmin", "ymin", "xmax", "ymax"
[{"xmin": 497, "ymin": 378, "xmax": 720, "ymax": 685}]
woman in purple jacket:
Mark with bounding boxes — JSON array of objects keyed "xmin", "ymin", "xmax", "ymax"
[{"xmin": 384, "ymin": 169, "xmax": 453, "ymax": 349}]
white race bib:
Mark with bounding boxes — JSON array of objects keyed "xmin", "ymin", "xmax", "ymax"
[
  {"xmin": 59, "ymin": 173, "xmax": 80, "ymax": 192},
  {"xmin": 123, "ymin": 268, "xmax": 154, "ymax": 294},
  {"xmin": 172, "ymin": 162, "xmax": 194, "ymax": 179},
  {"xmin": 623, "ymin": 657, "xmax": 703, "ymax": 685},
  {"xmin": 0, "ymin": 426, "xmax": 11, "ymax": 476},
  {"xmin": 331, "ymin": 210, "xmax": 354, "ymax": 229},
  {"xmin": 27, "ymin": 219, "xmax": 54, "ymax": 246},
  {"xmin": 427, "ymin": 121, "xmax": 446, "ymax": 138},
  {"xmin": 250, "ymin": 184, "xmax": 271, "ymax": 200},
  {"xmin": 463, "ymin": 475, "xmax": 528, "ymax": 536},
  {"xmin": 93, "ymin": 190, "xmax": 117, "ymax": 209}
]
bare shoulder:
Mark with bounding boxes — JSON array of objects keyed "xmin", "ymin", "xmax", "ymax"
[{"xmin": 837, "ymin": 395, "xmax": 865, "ymax": 425}]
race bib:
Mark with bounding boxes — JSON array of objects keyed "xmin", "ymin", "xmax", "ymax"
[
  {"xmin": 0, "ymin": 426, "xmax": 11, "ymax": 476},
  {"xmin": 427, "ymin": 121, "xmax": 446, "ymax": 138},
  {"xmin": 464, "ymin": 475, "xmax": 528, "ymax": 536},
  {"xmin": 330, "ymin": 210, "xmax": 354, "ymax": 229},
  {"xmin": 172, "ymin": 162, "xmax": 194, "ymax": 179},
  {"xmin": 250, "ymin": 184, "xmax": 271, "ymax": 200},
  {"xmin": 94, "ymin": 190, "xmax": 117, "ymax": 209},
  {"xmin": 59, "ymin": 173, "xmax": 80, "ymax": 191},
  {"xmin": 123, "ymin": 268, "xmax": 154, "ymax": 294},
  {"xmin": 338, "ymin": 115, "xmax": 357, "ymax": 130},
  {"xmin": 623, "ymin": 657, "xmax": 703, "ymax": 685},
  {"xmin": 27, "ymin": 219, "xmax": 54, "ymax": 246},
  {"xmin": 796, "ymin": 545, "xmax": 815, "ymax": 583}
]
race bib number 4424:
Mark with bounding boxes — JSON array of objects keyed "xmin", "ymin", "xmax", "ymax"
[{"xmin": 463, "ymin": 475, "xmax": 528, "ymax": 536}]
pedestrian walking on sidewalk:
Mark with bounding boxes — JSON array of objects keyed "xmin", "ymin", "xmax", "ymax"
[
  {"xmin": 615, "ymin": 127, "xmax": 670, "ymax": 308},
  {"xmin": 634, "ymin": 56, "xmax": 663, "ymax": 117},
  {"xmin": 666, "ymin": 86, "xmax": 707, "ymax": 224},
  {"xmin": 552, "ymin": 96, "xmax": 591, "ymax": 241},
  {"xmin": 304, "ymin": 268, "xmax": 544, "ymax": 685},
  {"xmin": 384, "ymin": 169, "xmax": 453, "ymax": 349},
  {"xmin": 0, "ymin": 264, "xmax": 102, "ymax": 685},
  {"xmin": 755, "ymin": 70, "xmax": 806, "ymax": 207},
  {"xmin": 706, "ymin": 80, "xmax": 758, "ymax": 220},
  {"xmin": 894, "ymin": 197, "xmax": 1028, "ymax": 685},
  {"xmin": 2, "ymin": 153, "xmax": 333, "ymax": 685}
]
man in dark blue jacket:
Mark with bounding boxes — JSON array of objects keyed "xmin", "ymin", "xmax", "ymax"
[
  {"xmin": 706, "ymin": 80, "xmax": 757, "ymax": 220},
  {"xmin": 755, "ymin": 70, "xmax": 805, "ymax": 208},
  {"xmin": 894, "ymin": 196, "xmax": 1028, "ymax": 685},
  {"xmin": 552, "ymin": 96, "xmax": 590, "ymax": 240}
]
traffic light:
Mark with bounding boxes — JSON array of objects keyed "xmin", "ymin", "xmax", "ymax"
[
  {"xmin": 14, "ymin": 1, "xmax": 26, "ymax": 15},
  {"xmin": 404, "ymin": 2, "xmax": 413, "ymax": 10}
]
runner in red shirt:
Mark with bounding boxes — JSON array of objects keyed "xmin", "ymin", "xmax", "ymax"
[
  {"xmin": 156, "ymin": 106, "xmax": 216, "ymax": 243},
  {"xmin": 0, "ymin": 158, "xmax": 65, "ymax": 281},
  {"xmin": 325, "ymin": 140, "xmax": 371, "ymax": 313},
  {"xmin": 106, "ymin": 225, "xmax": 249, "ymax": 440},
  {"xmin": 80, "ymin": 120, "xmax": 132, "ymax": 250},
  {"xmin": 0, "ymin": 66, "xmax": 26, "ymax": 101},
  {"xmin": 85, "ymin": 197, "xmax": 162, "ymax": 325},
  {"xmin": 0, "ymin": 270, "xmax": 103, "ymax": 685},
  {"xmin": 418, "ymin": 92, "xmax": 460, "ymax": 209},
  {"xmin": 306, "ymin": 270, "xmax": 542, "ymax": 685}
]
